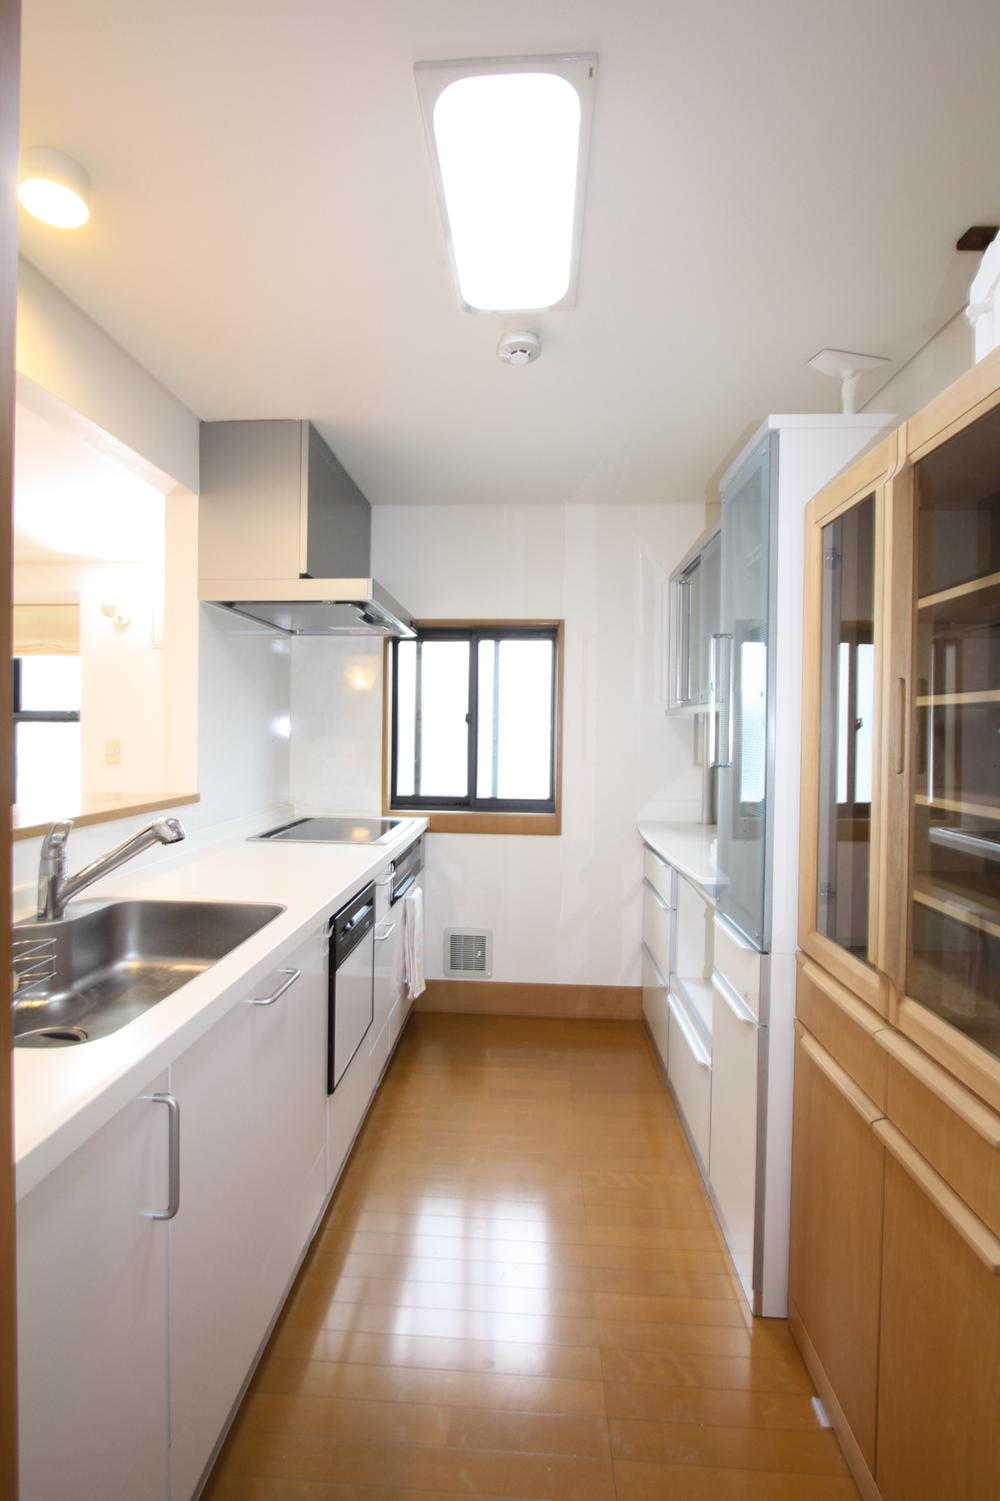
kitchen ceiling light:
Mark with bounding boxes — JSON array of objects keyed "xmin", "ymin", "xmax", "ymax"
[
  {"xmin": 19, "ymin": 148, "xmax": 90, "ymax": 228},
  {"xmin": 416, "ymin": 55, "xmax": 596, "ymax": 313}
]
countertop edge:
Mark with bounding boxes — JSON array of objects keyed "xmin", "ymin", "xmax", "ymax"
[{"xmin": 638, "ymin": 820, "xmax": 720, "ymax": 897}]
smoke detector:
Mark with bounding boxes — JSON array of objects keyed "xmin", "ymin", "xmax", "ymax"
[
  {"xmin": 497, "ymin": 331, "xmax": 541, "ymax": 366},
  {"xmin": 808, "ymin": 347, "xmax": 890, "ymax": 414}
]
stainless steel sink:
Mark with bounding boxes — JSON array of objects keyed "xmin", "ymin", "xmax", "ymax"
[{"xmin": 12, "ymin": 900, "xmax": 285, "ymax": 1047}]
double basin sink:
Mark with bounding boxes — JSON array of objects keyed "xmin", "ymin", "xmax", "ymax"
[{"xmin": 13, "ymin": 900, "xmax": 285, "ymax": 1048}]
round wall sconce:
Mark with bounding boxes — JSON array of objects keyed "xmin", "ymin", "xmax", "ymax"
[{"xmin": 19, "ymin": 148, "xmax": 91, "ymax": 228}]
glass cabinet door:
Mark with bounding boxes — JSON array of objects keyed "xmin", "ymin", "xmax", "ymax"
[
  {"xmin": 906, "ymin": 402, "xmax": 1000, "ymax": 1059},
  {"xmin": 717, "ymin": 436, "xmax": 773, "ymax": 950},
  {"xmin": 816, "ymin": 494, "xmax": 877, "ymax": 964}
]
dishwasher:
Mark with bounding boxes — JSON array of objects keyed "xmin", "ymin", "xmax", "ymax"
[{"xmin": 327, "ymin": 881, "xmax": 375, "ymax": 1093}]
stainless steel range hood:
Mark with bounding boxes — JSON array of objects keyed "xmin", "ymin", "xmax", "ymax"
[
  {"xmin": 197, "ymin": 420, "xmax": 415, "ymax": 638},
  {"xmin": 200, "ymin": 577, "xmax": 414, "ymax": 637}
]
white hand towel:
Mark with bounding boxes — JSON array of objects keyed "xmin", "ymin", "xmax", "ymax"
[{"xmin": 403, "ymin": 886, "xmax": 425, "ymax": 1000}]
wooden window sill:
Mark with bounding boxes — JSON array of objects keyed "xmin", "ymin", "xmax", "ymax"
[{"xmin": 386, "ymin": 809, "xmax": 560, "ymax": 836}]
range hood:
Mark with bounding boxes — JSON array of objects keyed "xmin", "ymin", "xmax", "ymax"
[{"xmin": 197, "ymin": 419, "xmax": 415, "ymax": 638}]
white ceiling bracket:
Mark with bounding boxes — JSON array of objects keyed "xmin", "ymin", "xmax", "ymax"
[{"xmin": 808, "ymin": 347, "xmax": 890, "ymax": 414}]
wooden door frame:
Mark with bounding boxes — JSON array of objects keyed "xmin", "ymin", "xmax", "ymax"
[
  {"xmin": 798, "ymin": 431, "xmax": 898, "ymax": 1016},
  {"xmin": 1, "ymin": 0, "xmax": 20, "ymax": 1490}
]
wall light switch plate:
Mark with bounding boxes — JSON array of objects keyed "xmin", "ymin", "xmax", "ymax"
[{"xmin": 105, "ymin": 739, "xmax": 121, "ymax": 765}]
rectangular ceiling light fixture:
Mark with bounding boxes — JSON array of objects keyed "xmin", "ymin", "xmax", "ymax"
[{"xmin": 415, "ymin": 54, "xmax": 597, "ymax": 314}]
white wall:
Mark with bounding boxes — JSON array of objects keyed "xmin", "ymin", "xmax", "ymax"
[
  {"xmin": 290, "ymin": 638, "xmax": 383, "ymax": 814},
  {"xmin": 14, "ymin": 556, "xmax": 168, "ymax": 801},
  {"xmin": 864, "ymin": 309, "xmax": 974, "ymax": 419},
  {"xmin": 12, "ymin": 606, "xmax": 292, "ymax": 913},
  {"xmin": 16, "ymin": 258, "xmax": 200, "ymax": 492},
  {"xmin": 288, "ymin": 501, "xmax": 706, "ymax": 988}
]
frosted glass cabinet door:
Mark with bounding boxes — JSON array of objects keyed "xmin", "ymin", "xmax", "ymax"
[
  {"xmin": 905, "ymin": 402, "xmax": 1000, "ymax": 1059},
  {"xmin": 716, "ymin": 436, "xmax": 774, "ymax": 949}
]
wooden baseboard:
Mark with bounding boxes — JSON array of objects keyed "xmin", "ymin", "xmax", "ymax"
[
  {"xmin": 416, "ymin": 979, "xmax": 641, "ymax": 1021},
  {"xmin": 788, "ymin": 1303, "xmax": 883, "ymax": 1501}
]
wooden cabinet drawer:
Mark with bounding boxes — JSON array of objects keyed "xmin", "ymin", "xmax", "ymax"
[
  {"xmin": 876, "ymin": 1135, "xmax": 1000, "ymax": 1501},
  {"xmin": 667, "ymin": 988, "xmax": 712, "ymax": 1170},
  {"xmin": 796, "ymin": 955, "xmax": 888, "ymax": 1109},
  {"xmin": 642, "ymin": 844, "xmax": 674, "ymax": 905},
  {"xmin": 879, "ymin": 1029, "xmax": 1000, "ymax": 1238},
  {"xmin": 789, "ymin": 1025, "xmax": 884, "ymax": 1473},
  {"xmin": 642, "ymin": 877, "xmax": 672, "ymax": 979},
  {"xmin": 713, "ymin": 913, "xmax": 760, "ymax": 1020}
]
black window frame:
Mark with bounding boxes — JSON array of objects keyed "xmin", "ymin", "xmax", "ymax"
[
  {"xmin": 12, "ymin": 656, "xmax": 82, "ymax": 806},
  {"xmin": 389, "ymin": 625, "xmax": 559, "ymax": 814}
]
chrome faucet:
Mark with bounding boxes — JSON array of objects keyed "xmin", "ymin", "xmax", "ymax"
[{"xmin": 37, "ymin": 816, "xmax": 187, "ymax": 921}]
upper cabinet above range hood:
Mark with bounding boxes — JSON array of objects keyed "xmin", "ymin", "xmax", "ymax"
[{"xmin": 197, "ymin": 419, "xmax": 415, "ymax": 637}]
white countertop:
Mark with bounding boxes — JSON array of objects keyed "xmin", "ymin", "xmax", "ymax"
[
  {"xmin": 14, "ymin": 813, "xmax": 427, "ymax": 1200},
  {"xmin": 639, "ymin": 820, "xmax": 720, "ymax": 896}
]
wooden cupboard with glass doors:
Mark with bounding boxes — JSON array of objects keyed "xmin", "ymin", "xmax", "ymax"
[{"xmin": 791, "ymin": 348, "xmax": 1000, "ymax": 1501}]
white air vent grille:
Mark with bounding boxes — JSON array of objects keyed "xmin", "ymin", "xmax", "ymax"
[{"xmin": 444, "ymin": 928, "xmax": 493, "ymax": 978}]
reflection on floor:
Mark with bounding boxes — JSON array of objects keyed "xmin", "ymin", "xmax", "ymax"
[{"xmin": 205, "ymin": 1013, "xmax": 857, "ymax": 1500}]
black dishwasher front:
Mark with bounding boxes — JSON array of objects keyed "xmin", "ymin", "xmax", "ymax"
[{"xmin": 327, "ymin": 882, "xmax": 375, "ymax": 1094}]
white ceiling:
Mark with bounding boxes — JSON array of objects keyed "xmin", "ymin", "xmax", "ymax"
[{"xmin": 18, "ymin": 0, "xmax": 1000, "ymax": 506}]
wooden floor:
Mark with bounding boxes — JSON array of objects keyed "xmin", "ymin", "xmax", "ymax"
[{"xmin": 205, "ymin": 1014, "xmax": 858, "ymax": 1500}]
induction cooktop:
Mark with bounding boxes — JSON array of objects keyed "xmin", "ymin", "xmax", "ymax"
[{"xmin": 253, "ymin": 817, "xmax": 403, "ymax": 845}]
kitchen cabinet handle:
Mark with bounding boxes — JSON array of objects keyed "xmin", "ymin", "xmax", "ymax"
[
  {"xmin": 393, "ymin": 873, "xmax": 418, "ymax": 901},
  {"xmin": 644, "ymin": 844, "xmax": 670, "ymax": 868},
  {"xmin": 374, "ymin": 922, "xmax": 396, "ymax": 942},
  {"xmin": 641, "ymin": 941, "xmax": 670, "ymax": 990},
  {"xmin": 797, "ymin": 1025, "xmax": 883, "ymax": 1126},
  {"xmin": 711, "ymin": 968, "xmax": 757, "ymax": 1025},
  {"xmin": 874, "ymin": 1119, "xmax": 1000, "ymax": 1275},
  {"xmin": 248, "ymin": 966, "xmax": 300, "ymax": 1007},
  {"xmin": 667, "ymin": 990, "xmax": 711, "ymax": 1069},
  {"xmin": 892, "ymin": 675, "xmax": 908, "ymax": 776},
  {"xmin": 711, "ymin": 634, "xmax": 734, "ymax": 768},
  {"xmin": 643, "ymin": 877, "xmax": 672, "ymax": 911},
  {"xmin": 149, "ymin": 1092, "xmax": 180, "ymax": 1221}
]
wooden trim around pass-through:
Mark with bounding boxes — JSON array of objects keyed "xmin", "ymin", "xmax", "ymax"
[
  {"xmin": 1, "ymin": 0, "xmax": 21, "ymax": 1487},
  {"xmin": 382, "ymin": 620, "xmax": 564, "ymax": 835}
]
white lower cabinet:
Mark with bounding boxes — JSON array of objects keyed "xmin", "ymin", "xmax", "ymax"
[
  {"xmin": 708, "ymin": 968, "xmax": 760, "ymax": 1299},
  {"xmin": 666, "ymin": 988, "xmax": 713, "ymax": 1169},
  {"xmin": 17, "ymin": 1070, "xmax": 172, "ymax": 1501},
  {"xmin": 17, "ymin": 910, "xmax": 394, "ymax": 1501},
  {"xmin": 169, "ymin": 929, "xmax": 327, "ymax": 1500},
  {"xmin": 641, "ymin": 945, "xmax": 670, "ymax": 1071}
]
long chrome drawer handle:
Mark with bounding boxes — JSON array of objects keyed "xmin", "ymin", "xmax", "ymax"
[
  {"xmin": 642, "ymin": 877, "xmax": 672, "ymax": 911},
  {"xmin": 711, "ymin": 968, "xmax": 757, "ymax": 1025},
  {"xmin": 667, "ymin": 990, "xmax": 711, "ymax": 1069},
  {"xmin": 641, "ymin": 941, "xmax": 669, "ymax": 990},
  {"xmin": 149, "ymin": 1093, "xmax": 180, "ymax": 1221},
  {"xmin": 248, "ymin": 966, "xmax": 300, "ymax": 1007},
  {"xmin": 374, "ymin": 922, "xmax": 396, "ymax": 942}
]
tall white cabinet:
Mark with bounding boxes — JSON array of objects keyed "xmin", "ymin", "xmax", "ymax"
[{"xmin": 643, "ymin": 412, "xmax": 895, "ymax": 1316}]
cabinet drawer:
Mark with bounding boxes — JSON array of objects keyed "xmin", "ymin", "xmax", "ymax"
[
  {"xmin": 642, "ymin": 945, "xmax": 670, "ymax": 1072},
  {"xmin": 642, "ymin": 845, "xmax": 674, "ymax": 905},
  {"xmin": 668, "ymin": 989, "xmax": 712, "ymax": 1169},
  {"xmin": 709, "ymin": 971, "xmax": 760, "ymax": 1296},
  {"xmin": 796, "ymin": 955, "xmax": 888, "ymax": 1109},
  {"xmin": 880, "ymin": 1029, "xmax": 1000, "ymax": 1238},
  {"xmin": 643, "ymin": 878, "xmax": 673, "ymax": 978},
  {"xmin": 714, "ymin": 913, "xmax": 761, "ymax": 1020}
]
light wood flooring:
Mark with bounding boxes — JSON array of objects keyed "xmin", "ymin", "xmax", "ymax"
[{"xmin": 205, "ymin": 1013, "xmax": 858, "ymax": 1500}]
